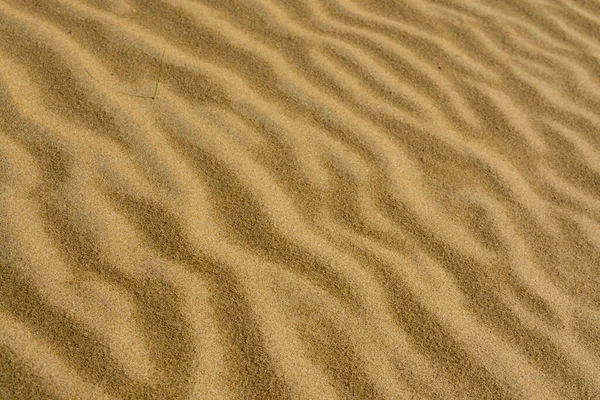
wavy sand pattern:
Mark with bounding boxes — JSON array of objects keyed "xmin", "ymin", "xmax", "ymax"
[{"xmin": 1, "ymin": 0, "xmax": 600, "ymax": 399}]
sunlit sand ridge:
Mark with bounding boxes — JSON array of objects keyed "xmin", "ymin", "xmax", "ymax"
[{"xmin": 1, "ymin": 0, "xmax": 599, "ymax": 399}]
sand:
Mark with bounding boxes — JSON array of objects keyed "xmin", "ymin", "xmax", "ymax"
[{"xmin": 0, "ymin": 0, "xmax": 599, "ymax": 399}]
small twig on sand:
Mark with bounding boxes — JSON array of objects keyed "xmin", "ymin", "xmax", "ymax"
[
  {"xmin": 85, "ymin": 49, "xmax": 166, "ymax": 100},
  {"xmin": 152, "ymin": 48, "xmax": 166, "ymax": 100}
]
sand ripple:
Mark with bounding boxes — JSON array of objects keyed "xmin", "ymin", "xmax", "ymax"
[{"xmin": 1, "ymin": 0, "xmax": 599, "ymax": 399}]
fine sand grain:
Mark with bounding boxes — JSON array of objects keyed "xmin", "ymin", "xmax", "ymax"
[{"xmin": 1, "ymin": 0, "xmax": 600, "ymax": 399}]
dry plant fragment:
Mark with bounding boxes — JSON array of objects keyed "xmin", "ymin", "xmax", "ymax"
[
  {"xmin": 152, "ymin": 48, "xmax": 166, "ymax": 99},
  {"xmin": 85, "ymin": 48, "xmax": 166, "ymax": 100}
]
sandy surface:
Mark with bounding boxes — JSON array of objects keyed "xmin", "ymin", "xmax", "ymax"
[{"xmin": 1, "ymin": 0, "xmax": 600, "ymax": 399}]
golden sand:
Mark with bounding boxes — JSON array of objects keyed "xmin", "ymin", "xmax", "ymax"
[{"xmin": 1, "ymin": 0, "xmax": 599, "ymax": 399}]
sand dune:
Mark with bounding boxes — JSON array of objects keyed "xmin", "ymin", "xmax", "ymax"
[{"xmin": 1, "ymin": 0, "xmax": 599, "ymax": 398}]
